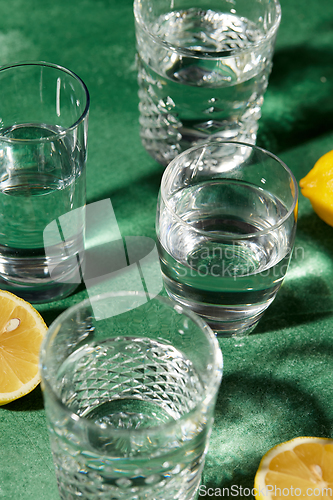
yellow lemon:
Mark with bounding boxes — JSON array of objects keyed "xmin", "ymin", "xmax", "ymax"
[
  {"xmin": 254, "ymin": 437, "xmax": 333, "ymax": 499},
  {"xmin": 0, "ymin": 290, "xmax": 47, "ymax": 405},
  {"xmin": 300, "ymin": 149, "xmax": 333, "ymax": 226}
]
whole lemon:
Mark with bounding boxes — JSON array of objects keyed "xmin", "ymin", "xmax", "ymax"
[{"xmin": 300, "ymin": 149, "xmax": 333, "ymax": 227}]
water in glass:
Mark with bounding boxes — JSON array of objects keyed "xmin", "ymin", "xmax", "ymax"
[{"xmin": 137, "ymin": 9, "xmax": 276, "ymax": 165}]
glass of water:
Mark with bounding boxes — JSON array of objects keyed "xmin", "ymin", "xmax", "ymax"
[
  {"xmin": 156, "ymin": 141, "xmax": 298, "ymax": 336},
  {"xmin": 40, "ymin": 291, "xmax": 223, "ymax": 500},
  {"xmin": 0, "ymin": 62, "xmax": 89, "ymax": 303},
  {"xmin": 134, "ymin": 0, "xmax": 281, "ymax": 166}
]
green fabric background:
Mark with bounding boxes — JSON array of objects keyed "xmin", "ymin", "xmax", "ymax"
[{"xmin": 0, "ymin": 0, "xmax": 333, "ymax": 498}]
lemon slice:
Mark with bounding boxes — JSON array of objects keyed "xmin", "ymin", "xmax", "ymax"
[
  {"xmin": 0, "ymin": 290, "xmax": 47, "ymax": 405},
  {"xmin": 300, "ymin": 149, "xmax": 333, "ymax": 226},
  {"xmin": 254, "ymin": 437, "xmax": 333, "ymax": 499}
]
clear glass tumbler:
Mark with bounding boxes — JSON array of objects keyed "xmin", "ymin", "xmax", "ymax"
[
  {"xmin": 40, "ymin": 292, "xmax": 223, "ymax": 500},
  {"xmin": 156, "ymin": 141, "xmax": 298, "ymax": 336},
  {"xmin": 134, "ymin": 0, "xmax": 281, "ymax": 166},
  {"xmin": 0, "ymin": 62, "xmax": 89, "ymax": 303}
]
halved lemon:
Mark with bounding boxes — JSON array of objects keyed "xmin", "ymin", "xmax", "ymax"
[
  {"xmin": 0, "ymin": 290, "xmax": 47, "ymax": 405},
  {"xmin": 254, "ymin": 437, "xmax": 333, "ymax": 499},
  {"xmin": 300, "ymin": 149, "xmax": 333, "ymax": 226}
]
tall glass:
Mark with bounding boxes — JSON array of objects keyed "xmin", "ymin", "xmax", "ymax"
[
  {"xmin": 156, "ymin": 141, "xmax": 298, "ymax": 336},
  {"xmin": 40, "ymin": 292, "xmax": 223, "ymax": 500},
  {"xmin": 134, "ymin": 0, "xmax": 281, "ymax": 166},
  {"xmin": 0, "ymin": 62, "xmax": 89, "ymax": 303}
]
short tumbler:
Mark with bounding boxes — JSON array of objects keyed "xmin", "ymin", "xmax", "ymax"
[
  {"xmin": 0, "ymin": 62, "xmax": 89, "ymax": 303},
  {"xmin": 134, "ymin": 0, "xmax": 281, "ymax": 165},
  {"xmin": 40, "ymin": 292, "xmax": 223, "ymax": 500},
  {"xmin": 156, "ymin": 141, "xmax": 298, "ymax": 336}
]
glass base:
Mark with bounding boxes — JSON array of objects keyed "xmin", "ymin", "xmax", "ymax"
[
  {"xmin": 0, "ymin": 278, "xmax": 80, "ymax": 303},
  {"xmin": 164, "ymin": 287, "xmax": 269, "ymax": 338}
]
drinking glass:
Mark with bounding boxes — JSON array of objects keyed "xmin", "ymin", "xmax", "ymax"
[
  {"xmin": 156, "ymin": 141, "xmax": 298, "ymax": 336},
  {"xmin": 40, "ymin": 291, "xmax": 223, "ymax": 500},
  {"xmin": 0, "ymin": 62, "xmax": 89, "ymax": 303},
  {"xmin": 134, "ymin": 0, "xmax": 281, "ymax": 166}
]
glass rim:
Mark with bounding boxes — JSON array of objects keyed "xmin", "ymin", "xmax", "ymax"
[
  {"xmin": 134, "ymin": 0, "xmax": 281, "ymax": 59},
  {"xmin": 39, "ymin": 291, "xmax": 223, "ymax": 438},
  {"xmin": 0, "ymin": 60, "xmax": 90, "ymax": 144},
  {"xmin": 160, "ymin": 140, "xmax": 298, "ymax": 241}
]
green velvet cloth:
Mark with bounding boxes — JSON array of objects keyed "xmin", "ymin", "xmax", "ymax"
[{"xmin": 1, "ymin": 0, "xmax": 333, "ymax": 498}]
